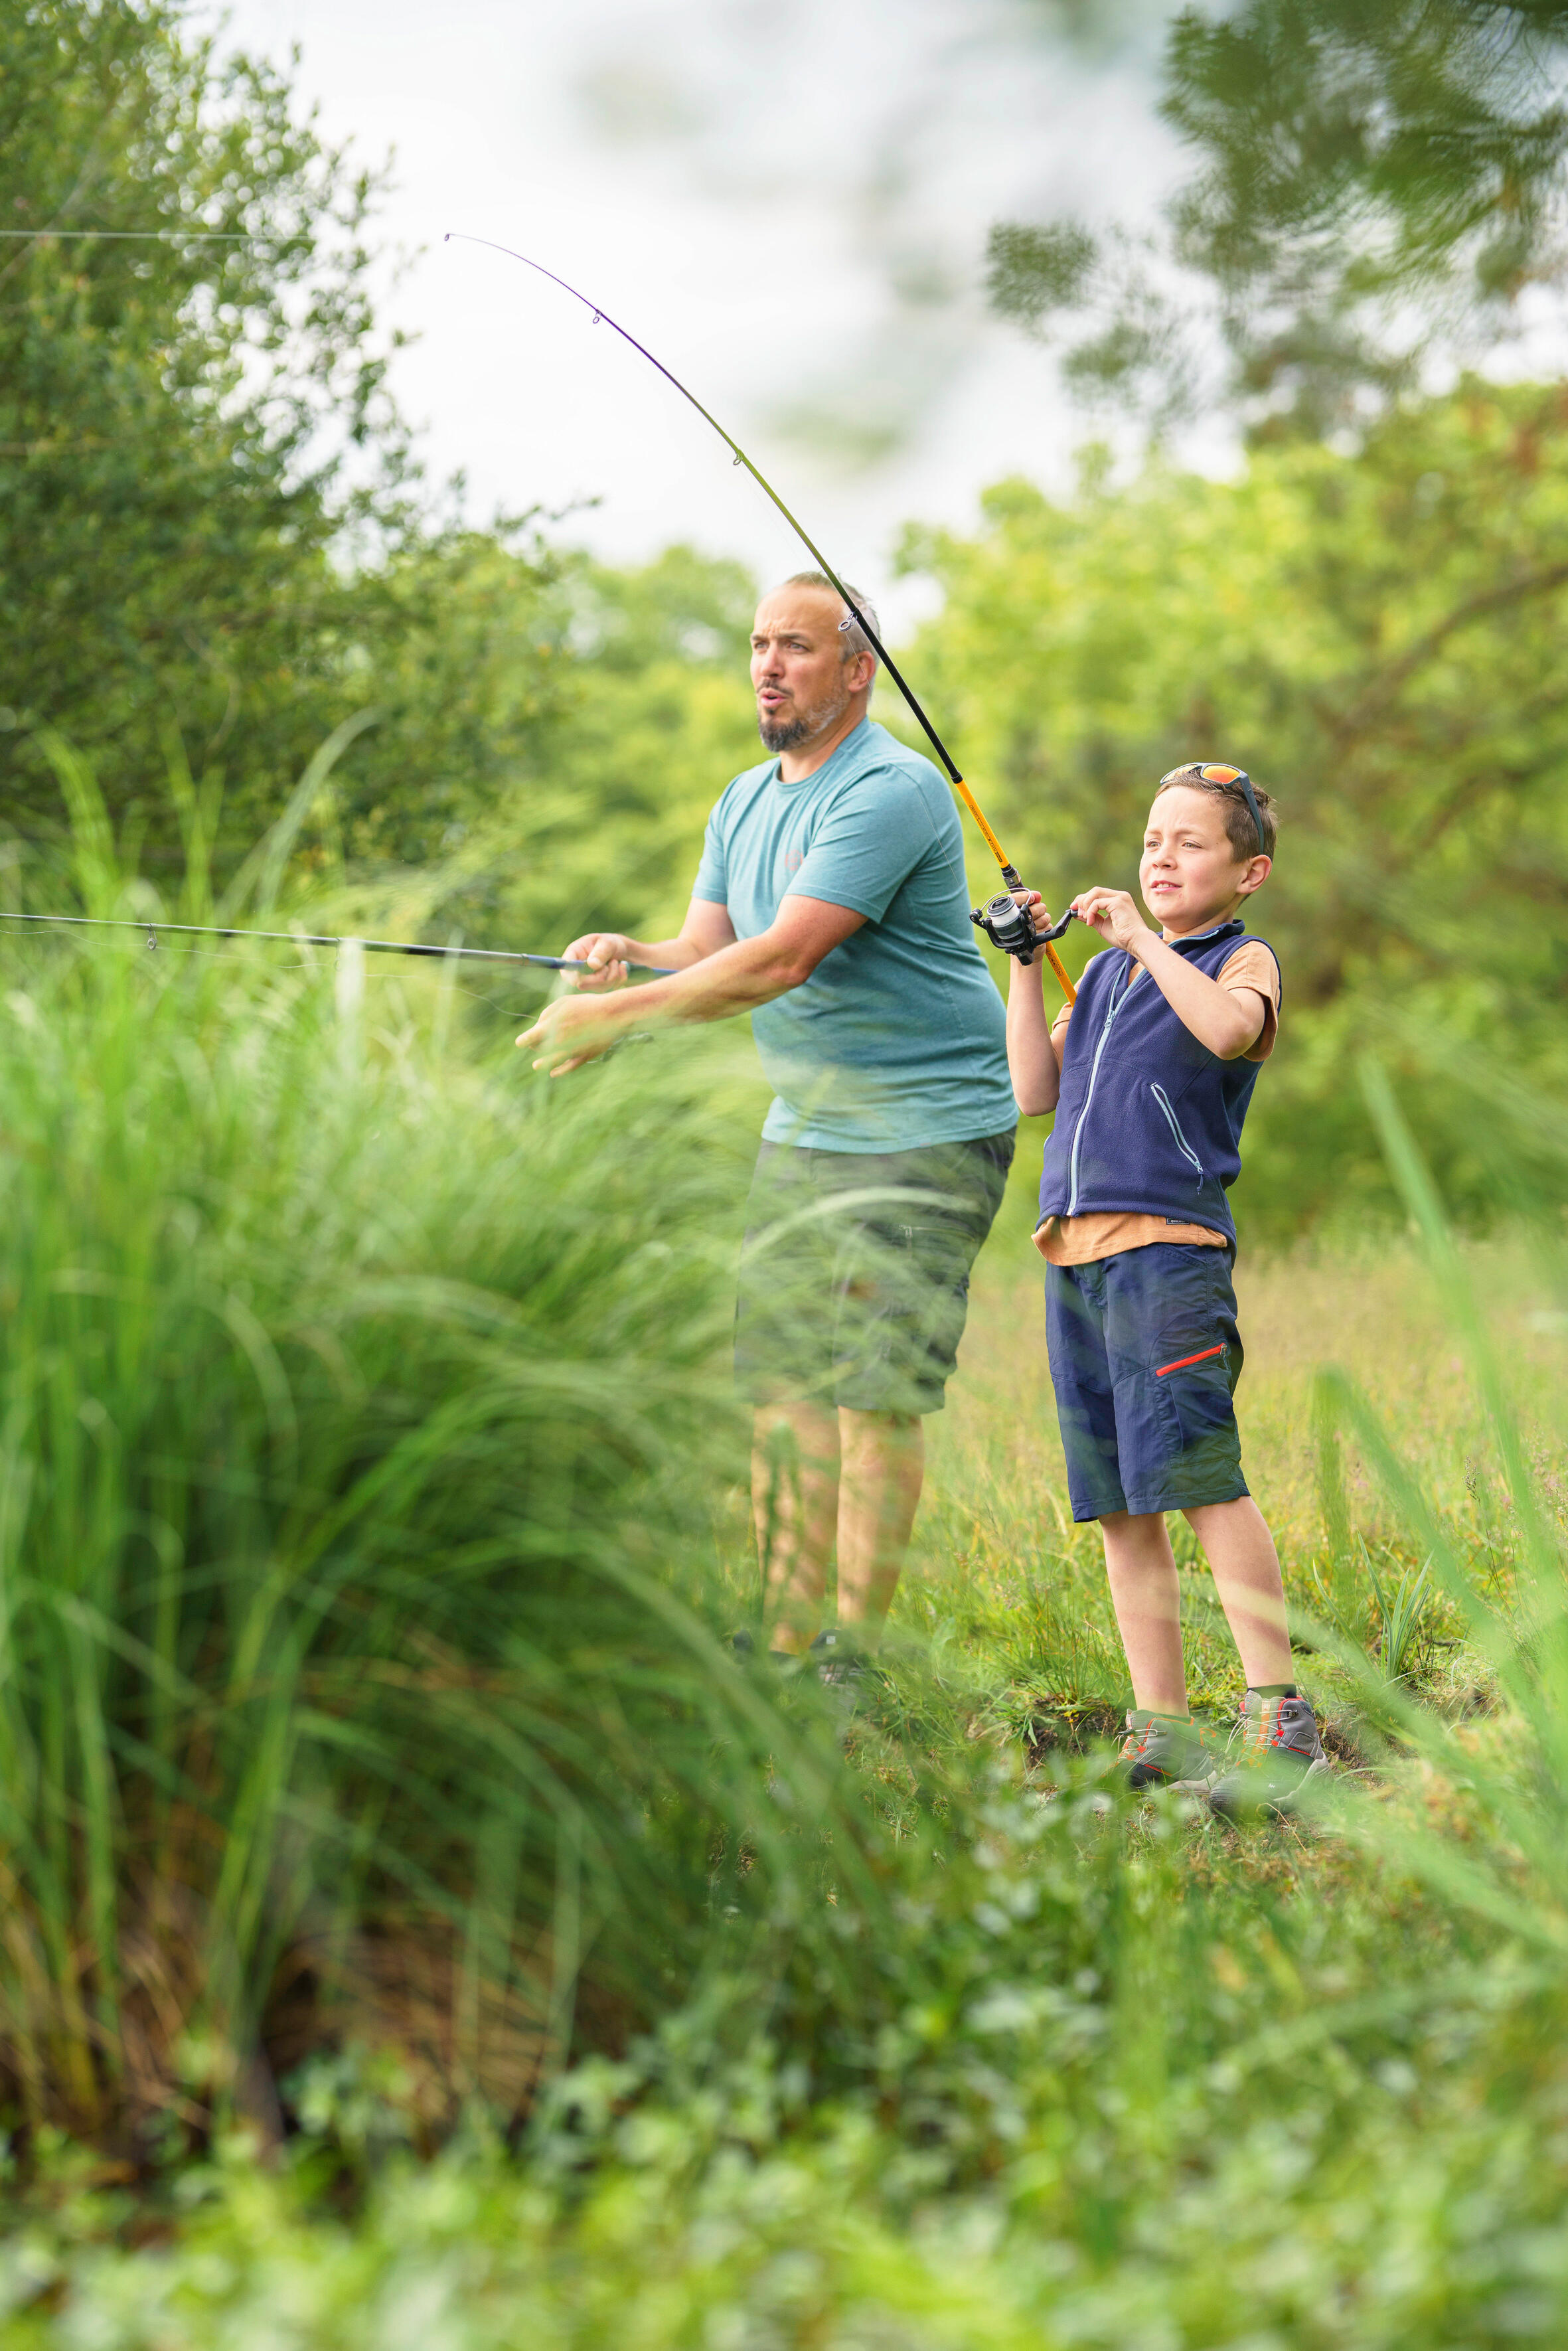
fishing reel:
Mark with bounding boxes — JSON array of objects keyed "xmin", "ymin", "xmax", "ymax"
[{"xmin": 969, "ymin": 886, "xmax": 1077, "ymax": 966}]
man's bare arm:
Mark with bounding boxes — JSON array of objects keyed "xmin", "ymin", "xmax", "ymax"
[{"xmin": 519, "ymin": 894, "xmax": 866, "ymax": 1075}]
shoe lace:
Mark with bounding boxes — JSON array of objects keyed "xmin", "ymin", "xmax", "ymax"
[
  {"xmin": 1235, "ymin": 1699, "xmax": 1282, "ymax": 1760},
  {"xmin": 1236, "ymin": 1698, "xmax": 1316, "ymax": 1764}
]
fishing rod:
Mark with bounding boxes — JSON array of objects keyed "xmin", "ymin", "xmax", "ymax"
[
  {"xmin": 0, "ymin": 910, "xmax": 675, "ymax": 975},
  {"xmin": 445, "ymin": 232, "xmax": 1077, "ymax": 1005}
]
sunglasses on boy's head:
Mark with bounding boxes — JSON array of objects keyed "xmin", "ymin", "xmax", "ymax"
[{"xmin": 1159, "ymin": 762, "xmax": 1269, "ymax": 858}]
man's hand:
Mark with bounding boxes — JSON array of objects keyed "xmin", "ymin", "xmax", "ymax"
[
  {"xmin": 562, "ymin": 931, "xmax": 633, "ymax": 991},
  {"xmin": 516, "ymin": 893, "xmax": 862, "ymax": 1080},
  {"xmin": 1070, "ymin": 888, "xmax": 1156, "ymax": 955},
  {"xmin": 517, "ymin": 993, "xmax": 627, "ymax": 1076}
]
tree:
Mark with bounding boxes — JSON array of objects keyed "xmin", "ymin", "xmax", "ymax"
[
  {"xmin": 0, "ymin": 5, "xmax": 761, "ymax": 953},
  {"xmin": 988, "ymin": 0, "xmax": 1568, "ymax": 436},
  {"xmin": 896, "ymin": 380, "xmax": 1568, "ymax": 1230},
  {"xmin": 0, "ymin": 0, "xmax": 412, "ymax": 860}
]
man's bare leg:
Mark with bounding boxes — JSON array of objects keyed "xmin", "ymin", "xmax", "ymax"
[
  {"xmin": 1184, "ymin": 1496, "xmax": 1293, "ymax": 1688},
  {"xmin": 834, "ymin": 1408, "xmax": 924, "ymax": 1645},
  {"xmin": 753, "ymin": 1401, "xmax": 840, "ymax": 1655},
  {"xmin": 1099, "ymin": 1510, "xmax": 1188, "ymax": 1714}
]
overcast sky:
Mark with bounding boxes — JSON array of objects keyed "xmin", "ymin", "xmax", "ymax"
[{"xmin": 212, "ymin": 0, "xmax": 1190, "ymax": 623}]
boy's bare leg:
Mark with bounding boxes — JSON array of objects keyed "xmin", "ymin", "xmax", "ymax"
[
  {"xmin": 1100, "ymin": 1510, "xmax": 1188, "ymax": 1714},
  {"xmin": 753, "ymin": 1402, "xmax": 840, "ymax": 1654},
  {"xmin": 835, "ymin": 1407, "xmax": 924, "ymax": 1644},
  {"xmin": 1184, "ymin": 1497, "xmax": 1293, "ymax": 1688}
]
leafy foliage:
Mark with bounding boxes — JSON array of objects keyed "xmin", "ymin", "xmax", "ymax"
[
  {"xmin": 988, "ymin": 0, "xmax": 1568, "ymax": 434},
  {"xmin": 0, "ymin": 0, "xmax": 418, "ymax": 852},
  {"xmin": 896, "ymin": 378, "xmax": 1568, "ymax": 1233},
  {"xmin": 416, "ymin": 540, "xmax": 759, "ymax": 956},
  {"xmin": 0, "ymin": 1, "xmax": 763, "ymax": 930}
]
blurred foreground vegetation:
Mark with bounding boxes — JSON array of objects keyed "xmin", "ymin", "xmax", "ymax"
[{"xmin": 988, "ymin": 0, "xmax": 1568, "ymax": 437}]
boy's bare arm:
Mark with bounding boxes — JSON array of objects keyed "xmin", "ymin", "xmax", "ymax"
[
  {"xmin": 1070, "ymin": 888, "xmax": 1266, "ymax": 1060},
  {"xmin": 1004, "ymin": 890, "xmax": 1063, "ymax": 1113}
]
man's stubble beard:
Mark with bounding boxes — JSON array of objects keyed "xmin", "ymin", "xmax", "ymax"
[
  {"xmin": 757, "ymin": 677, "xmax": 851, "ymax": 755},
  {"xmin": 758, "ymin": 710, "xmax": 812, "ymax": 752}
]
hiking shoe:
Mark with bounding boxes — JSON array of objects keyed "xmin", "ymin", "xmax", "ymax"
[
  {"xmin": 1210, "ymin": 1691, "xmax": 1332, "ymax": 1820},
  {"xmin": 1115, "ymin": 1710, "xmax": 1220, "ymax": 1791},
  {"xmin": 809, "ymin": 1627, "xmax": 872, "ymax": 1716}
]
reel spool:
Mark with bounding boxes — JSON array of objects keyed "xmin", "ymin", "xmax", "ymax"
[{"xmin": 969, "ymin": 895, "xmax": 1077, "ymax": 966}]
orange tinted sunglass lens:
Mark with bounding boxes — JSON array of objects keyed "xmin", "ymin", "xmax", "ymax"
[{"xmin": 1199, "ymin": 763, "xmax": 1242, "ymax": 783}]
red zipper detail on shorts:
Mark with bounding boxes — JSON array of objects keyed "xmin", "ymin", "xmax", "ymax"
[{"xmin": 1154, "ymin": 1342, "xmax": 1226, "ymax": 1378}]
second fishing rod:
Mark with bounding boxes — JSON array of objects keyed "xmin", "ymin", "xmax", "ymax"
[{"xmin": 445, "ymin": 233, "xmax": 1077, "ymax": 1007}]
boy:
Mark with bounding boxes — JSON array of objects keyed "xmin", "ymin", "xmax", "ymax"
[{"xmin": 1005, "ymin": 762, "xmax": 1327, "ymax": 1817}]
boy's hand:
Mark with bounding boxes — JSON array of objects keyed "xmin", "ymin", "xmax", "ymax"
[
  {"xmin": 1070, "ymin": 888, "xmax": 1155, "ymax": 953},
  {"xmin": 1012, "ymin": 888, "xmax": 1048, "ymax": 940}
]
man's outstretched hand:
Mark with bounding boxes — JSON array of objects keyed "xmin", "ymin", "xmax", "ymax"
[
  {"xmin": 520, "ymin": 932, "xmax": 637, "ymax": 1074},
  {"xmin": 517, "ymin": 991, "xmax": 626, "ymax": 1076}
]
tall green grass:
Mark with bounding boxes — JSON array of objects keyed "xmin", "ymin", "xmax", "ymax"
[{"xmin": 0, "ymin": 876, "xmax": 910, "ymax": 2145}]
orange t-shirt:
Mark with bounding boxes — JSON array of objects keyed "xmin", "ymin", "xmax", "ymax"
[{"xmin": 1033, "ymin": 941, "xmax": 1280, "ymax": 1267}]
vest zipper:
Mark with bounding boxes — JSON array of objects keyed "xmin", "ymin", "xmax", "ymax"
[
  {"xmin": 1150, "ymin": 1083, "xmax": 1206, "ymax": 1185},
  {"xmin": 1066, "ymin": 964, "xmax": 1132, "ymax": 1216}
]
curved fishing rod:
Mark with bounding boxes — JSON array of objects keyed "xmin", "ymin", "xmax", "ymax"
[
  {"xmin": 445, "ymin": 232, "xmax": 1075, "ymax": 1005},
  {"xmin": 0, "ymin": 910, "xmax": 674, "ymax": 975}
]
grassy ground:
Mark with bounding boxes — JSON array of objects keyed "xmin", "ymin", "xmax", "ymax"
[{"xmin": 903, "ymin": 1187, "xmax": 1567, "ymax": 1740}]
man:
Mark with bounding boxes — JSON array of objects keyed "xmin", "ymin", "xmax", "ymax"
[{"xmin": 519, "ymin": 572, "xmax": 1016, "ymax": 1669}]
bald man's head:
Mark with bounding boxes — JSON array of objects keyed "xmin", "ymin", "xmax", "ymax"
[
  {"xmin": 750, "ymin": 578, "xmax": 878, "ymax": 756},
  {"xmin": 777, "ymin": 571, "xmax": 882, "ymax": 669}
]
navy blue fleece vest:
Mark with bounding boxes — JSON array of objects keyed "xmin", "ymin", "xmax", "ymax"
[{"xmin": 1037, "ymin": 920, "xmax": 1279, "ymax": 1246}]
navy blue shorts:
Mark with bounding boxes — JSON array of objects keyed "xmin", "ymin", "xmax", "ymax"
[{"xmin": 1044, "ymin": 1243, "xmax": 1248, "ymax": 1521}]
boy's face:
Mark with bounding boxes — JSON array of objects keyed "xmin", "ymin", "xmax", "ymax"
[{"xmin": 1139, "ymin": 785, "xmax": 1269, "ymax": 936}]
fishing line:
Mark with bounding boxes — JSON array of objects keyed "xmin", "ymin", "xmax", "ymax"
[
  {"xmin": 0, "ymin": 910, "xmax": 674, "ymax": 975},
  {"xmin": 444, "ymin": 231, "xmax": 1076, "ymax": 1003}
]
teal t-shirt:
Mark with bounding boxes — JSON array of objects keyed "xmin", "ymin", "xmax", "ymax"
[{"xmin": 691, "ymin": 718, "xmax": 1016, "ymax": 1152}]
